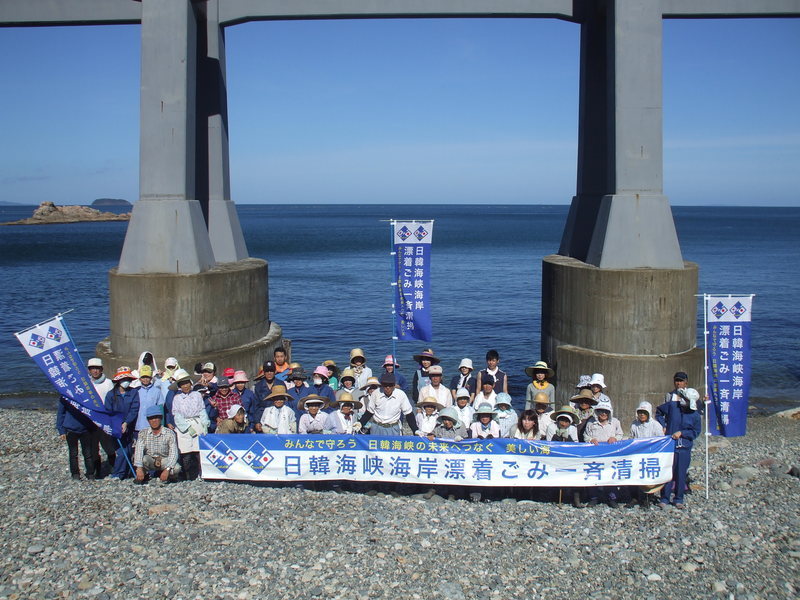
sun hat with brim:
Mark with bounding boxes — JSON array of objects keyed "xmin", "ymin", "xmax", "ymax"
[
  {"xmin": 339, "ymin": 368, "xmax": 356, "ymax": 383},
  {"xmin": 349, "ymin": 348, "xmax": 366, "ymax": 362},
  {"xmin": 458, "ymin": 358, "xmax": 473, "ymax": 371},
  {"xmin": 87, "ymin": 358, "xmax": 103, "ymax": 368},
  {"xmin": 524, "ymin": 360, "xmax": 555, "ymax": 379},
  {"xmin": 112, "ymin": 366, "xmax": 136, "ymax": 382},
  {"xmin": 575, "ymin": 374, "xmax": 592, "ymax": 389},
  {"xmin": 570, "ymin": 388, "xmax": 598, "ymax": 405},
  {"xmin": 265, "ymin": 384, "xmax": 292, "ymax": 402},
  {"xmin": 145, "ymin": 405, "xmax": 163, "ymax": 419},
  {"xmin": 427, "ymin": 365, "xmax": 443, "ymax": 376},
  {"xmin": 417, "ymin": 397, "xmax": 444, "ymax": 411},
  {"xmin": 473, "ymin": 403, "xmax": 498, "ymax": 419},
  {"xmin": 412, "ymin": 349, "xmax": 440, "ymax": 365},
  {"xmin": 231, "ymin": 370, "xmax": 249, "ymax": 384},
  {"xmin": 495, "ymin": 393, "xmax": 513, "ymax": 408},
  {"xmin": 299, "ymin": 394, "xmax": 328, "ymax": 411},
  {"xmin": 552, "ymin": 405, "xmax": 580, "ymax": 426},
  {"xmin": 323, "ymin": 359, "xmax": 337, "ymax": 369},
  {"xmin": 589, "ymin": 373, "xmax": 607, "ymax": 389},
  {"xmin": 216, "ymin": 376, "xmax": 231, "ymax": 388},
  {"xmin": 382, "ymin": 355, "xmax": 399, "ymax": 368},
  {"xmin": 312, "ymin": 366, "xmax": 330, "ymax": 380},
  {"xmin": 594, "ymin": 399, "xmax": 613, "ymax": 415},
  {"xmin": 328, "ymin": 391, "xmax": 363, "ymax": 410},
  {"xmin": 455, "ymin": 387, "xmax": 471, "ymax": 399},
  {"xmin": 533, "ymin": 391, "xmax": 553, "ymax": 405},
  {"xmin": 360, "ymin": 376, "xmax": 381, "ymax": 391},
  {"xmin": 437, "ymin": 406, "xmax": 460, "ymax": 425}
]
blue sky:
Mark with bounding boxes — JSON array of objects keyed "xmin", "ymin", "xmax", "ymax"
[{"xmin": 0, "ymin": 16, "xmax": 798, "ymax": 206}]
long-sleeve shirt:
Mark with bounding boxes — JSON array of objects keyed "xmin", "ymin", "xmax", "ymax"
[
  {"xmin": 468, "ymin": 421, "xmax": 500, "ymax": 439},
  {"xmin": 298, "ymin": 412, "xmax": 327, "ymax": 434},
  {"xmin": 583, "ymin": 417, "xmax": 624, "ymax": 442},
  {"xmin": 525, "ymin": 381, "xmax": 555, "ymax": 409},
  {"xmin": 418, "ymin": 384, "xmax": 453, "ymax": 408},
  {"xmin": 133, "ymin": 427, "xmax": 179, "ymax": 469},
  {"xmin": 629, "ymin": 418, "xmax": 664, "ymax": 438}
]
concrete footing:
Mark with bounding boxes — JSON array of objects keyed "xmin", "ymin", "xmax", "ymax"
[
  {"xmin": 95, "ymin": 258, "xmax": 282, "ymax": 379},
  {"xmin": 541, "ymin": 254, "xmax": 704, "ymax": 419}
]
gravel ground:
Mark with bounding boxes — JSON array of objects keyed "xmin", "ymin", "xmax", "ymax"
[{"xmin": 0, "ymin": 408, "xmax": 798, "ymax": 600}]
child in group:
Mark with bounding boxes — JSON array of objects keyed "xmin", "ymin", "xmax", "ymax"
[
  {"xmin": 626, "ymin": 400, "xmax": 665, "ymax": 508},
  {"xmin": 415, "ymin": 397, "xmax": 444, "ymax": 436},
  {"xmin": 216, "ymin": 404, "xmax": 248, "ymax": 434},
  {"xmin": 508, "ymin": 409, "xmax": 539, "ymax": 440},
  {"xmin": 411, "ymin": 349, "xmax": 439, "ymax": 403},
  {"xmin": 322, "ymin": 360, "xmax": 340, "ymax": 391},
  {"xmin": 474, "ymin": 374, "xmax": 497, "ymax": 409},
  {"xmin": 589, "ymin": 373, "xmax": 612, "ymax": 404},
  {"xmin": 545, "ymin": 406, "xmax": 580, "ymax": 441},
  {"xmin": 570, "ymin": 388, "xmax": 598, "ymax": 442},
  {"xmin": 324, "ymin": 392, "xmax": 362, "ymax": 435},
  {"xmin": 494, "ymin": 393, "xmax": 518, "ymax": 438},
  {"xmin": 349, "ymin": 348, "xmax": 373, "ymax": 391},
  {"xmin": 476, "ymin": 349, "xmax": 508, "ymax": 394},
  {"xmin": 259, "ymin": 385, "xmax": 297, "ymax": 434},
  {"xmin": 381, "ymin": 355, "xmax": 407, "ymax": 391},
  {"xmin": 468, "ymin": 403, "xmax": 500, "ymax": 439},
  {"xmin": 428, "ymin": 406, "xmax": 467, "ymax": 441},
  {"xmin": 524, "ymin": 361, "xmax": 556, "ymax": 409},
  {"xmin": 453, "ymin": 388, "xmax": 475, "ymax": 430},
  {"xmin": 298, "ymin": 395, "xmax": 328, "ymax": 434},
  {"xmin": 532, "ymin": 392, "xmax": 554, "ymax": 438},
  {"xmin": 450, "ymin": 358, "xmax": 476, "ymax": 403},
  {"xmin": 656, "ymin": 388, "xmax": 701, "ymax": 509},
  {"xmin": 583, "ymin": 399, "xmax": 624, "ymax": 507}
]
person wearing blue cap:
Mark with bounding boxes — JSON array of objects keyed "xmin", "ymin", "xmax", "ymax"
[{"xmin": 133, "ymin": 405, "xmax": 181, "ymax": 484}]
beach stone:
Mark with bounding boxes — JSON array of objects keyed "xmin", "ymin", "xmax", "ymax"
[
  {"xmin": 148, "ymin": 504, "xmax": 179, "ymax": 516},
  {"xmin": 26, "ymin": 545, "xmax": 44, "ymax": 555},
  {"xmin": 646, "ymin": 573, "xmax": 662, "ymax": 582},
  {"xmin": 712, "ymin": 581, "xmax": 727, "ymax": 593},
  {"xmin": 733, "ymin": 466, "xmax": 758, "ymax": 480},
  {"xmin": 438, "ymin": 581, "xmax": 466, "ymax": 600}
]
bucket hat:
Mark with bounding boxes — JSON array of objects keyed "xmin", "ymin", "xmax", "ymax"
[
  {"xmin": 552, "ymin": 405, "xmax": 580, "ymax": 426},
  {"xmin": 312, "ymin": 366, "xmax": 330, "ymax": 380},
  {"xmin": 455, "ymin": 387, "xmax": 471, "ymax": 400},
  {"xmin": 594, "ymin": 399, "xmax": 613, "ymax": 415},
  {"xmin": 437, "ymin": 406, "xmax": 460, "ymax": 424},
  {"xmin": 589, "ymin": 373, "xmax": 607, "ymax": 389},
  {"xmin": 412, "ymin": 349, "xmax": 440, "ymax": 365},
  {"xmin": 495, "ymin": 393, "xmax": 513, "ymax": 408},
  {"xmin": 349, "ymin": 348, "xmax": 366, "ymax": 363},
  {"xmin": 339, "ymin": 368, "xmax": 355, "ymax": 383},
  {"xmin": 231, "ymin": 370, "xmax": 249, "ymax": 384},
  {"xmin": 575, "ymin": 374, "xmax": 592, "ymax": 389},
  {"xmin": 473, "ymin": 403, "xmax": 497, "ymax": 418},
  {"xmin": 329, "ymin": 391, "xmax": 363, "ymax": 410},
  {"xmin": 382, "ymin": 355, "xmax": 399, "ymax": 368},
  {"xmin": 112, "ymin": 366, "xmax": 136, "ymax": 382},
  {"xmin": 458, "ymin": 358, "xmax": 473, "ymax": 371},
  {"xmin": 524, "ymin": 360, "xmax": 555, "ymax": 379}
]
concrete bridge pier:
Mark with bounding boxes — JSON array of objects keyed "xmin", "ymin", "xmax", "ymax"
[
  {"xmin": 95, "ymin": 0, "xmax": 281, "ymax": 377},
  {"xmin": 541, "ymin": 1, "xmax": 703, "ymax": 417}
]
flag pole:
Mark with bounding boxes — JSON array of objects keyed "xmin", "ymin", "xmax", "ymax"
[
  {"xmin": 703, "ymin": 293, "xmax": 710, "ymax": 500},
  {"xmin": 389, "ymin": 220, "xmax": 398, "ymax": 362}
]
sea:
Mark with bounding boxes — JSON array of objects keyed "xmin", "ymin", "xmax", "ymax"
[{"xmin": 1, "ymin": 203, "xmax": 797, "ymax": 413}]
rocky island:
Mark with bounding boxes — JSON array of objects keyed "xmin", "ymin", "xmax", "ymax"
[{"xmin": 0, "ymin": 201, "xmax": 131, "ymax": 226}]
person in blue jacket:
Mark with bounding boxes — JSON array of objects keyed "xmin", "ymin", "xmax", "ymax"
[
  {"xmin": 231, "ymin": 370, "xmax": 257, "ymax": 432},
  {"xmin": 56, "ymin": 397, "xmax": 98, "ymax": 480},
  {"xmin": 104, "ymin": 366, "xmax": 140, "ymax": 480},
  {"xmin": 656, "ymin": 387, "xmax": 701, "ymax": 509}
]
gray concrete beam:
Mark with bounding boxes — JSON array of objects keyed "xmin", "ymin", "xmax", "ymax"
[
  {"xmin": 118, "ymin": 0, "xmax": 215, "ymax": 274},
  {"xmin": 0, "ymin": 0, "xmax": 140, "ymax": 26},
  {"xmin": 662, "ymin": 0, "xmax": 800, "ymax": 18},
  {"xmin": 218, "ymin": 0, "xmax": 578, "ymax": 26}
]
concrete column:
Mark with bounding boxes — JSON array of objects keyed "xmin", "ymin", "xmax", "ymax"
[
  {"xmin": 118, "ymin": 0, "xmax": 215, "ymax": 275},
  {"xmin": 199, "ymin": 0, "xmax": 249, "ymax": 263}
]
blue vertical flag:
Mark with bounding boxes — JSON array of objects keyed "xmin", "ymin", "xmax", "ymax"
[
  {"xmin": 15, "ymin": 315, "xmax": 123, "ymax": 437},
  {"xmin": 392, "ymin": 220, "xmax": 434, "ymax": 341},
  {"xmin": 706, "ymin": 295, "xmax": 753, "ymax": 437}
]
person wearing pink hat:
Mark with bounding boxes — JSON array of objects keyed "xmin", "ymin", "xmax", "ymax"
[
  {"xmin": 104, "ymin": 367, "xmax": 140, "ymax": 480},
  {"xmin": 380, "ymin": 355, "xmax": 407, "ymax": 391},
  {"xmin": 231, "ymin": 370, "xmax": 257, "ymax": 432},
  {"xmin": 310, "ymin": 365, "xmax": 337, "ymax": 409}
]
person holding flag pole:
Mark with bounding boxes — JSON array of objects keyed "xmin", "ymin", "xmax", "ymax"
[{"xmin": 104, "ymin": 367, "xmax": 140, "ymax": 479}]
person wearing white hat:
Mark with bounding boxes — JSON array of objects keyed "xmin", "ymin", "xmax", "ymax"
[
  {"xmin": 449, "ymin": 358, "xmax": 476, "ymax": 403},
  {"xmin": 419, "ymin": 365, "xmax": 453, "ymax": 409},
  {"xmin": 216, "ymin": 404, "xmax": 248, "ymax": 434},
  {"xmin": 231, "ymin": 371, "xmax": 257, "ymax": 432},
  {"xmin": 468, "ymin": 403, "xmax": 500, "ymax": 439},
  {"xmin": 494, "ymin": 393, "xmax": 518, "ymax": 438},
  {"xmin": 589, "ymin": 373, "xmax": 612, "ymax": 405},
  {"xmin": 86, "ymin": 357, "xmax": 116, "ymax": 478},
  {"xmin": 583, "ymin": 399, "xmax": 624, "ymax": 507},
  {"xmin": 452, "ymin": 388, "xmax": 474, "ymax": 429}
]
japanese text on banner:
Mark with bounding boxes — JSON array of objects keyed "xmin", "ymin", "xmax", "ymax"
[{"xmin": 393, "ymin": 221, "xmax": 433, "ymax": 342}]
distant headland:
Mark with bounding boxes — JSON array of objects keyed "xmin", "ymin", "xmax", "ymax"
[
  {"xmin": 91, "ymin": 198, "xmax": 132, "ymax": 209},
  {"xmin": 0, "ymin": 201, "xmax": 131, "ymax": 226}
]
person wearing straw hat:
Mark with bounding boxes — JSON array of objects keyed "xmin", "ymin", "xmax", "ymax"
[
  {"xmin": 231, "ymin": 371, "xmax": 256, "ymax": 432},
  {"xmin": 358, "ymin": 375, "xmax": 381, "ymax": 413},
  {"xmin": 411, "ymin": 348, "xmax": 440, "ymax": 404},
  {"xmin": 419, "ymin": 365, "xmax": 453, "ymax": 409},
  {"xmin": 429, "ymin": 406, "xmax": 467, "ymax": 441},
  {"xmin": 468, "ymin": 403, "xmax": 500, "ymax": 439},
  {"xmin": 336, "ymin": 368, "xmax": 359, "ymax": 405},
  {"xmin": 589, "ymin": 373, "xmax": 612, "ymax": 405},
  {"xmin": 171, "ymin": 369, "xmax": 210, "ymax": 481},
  {"xmin": 358, "ymin": 373, "xmax": 418, "ymax": 436},
  {"xmin": 531, "ymin": 391, "xmax": 554, "ymax": 439},
  {"xmin": 415, "ymin": 397, "xmax": 444, "ymax": 436},
  {"xmin": 325, "ymin": 392, "xmax": 363, "ymax": 435},
  {"xmin": 298, "ymin": 395, "xmax": 328, "ymax": 434},
  {"xmin": 258, "ymin": 384, "xmax": 297, "ymax": 434},
  {"xmin": 570, "ymin": 388, "xmax": 598, "ymax": 442},
  {"xmin": 494, "ymin": 393, "xmax": 518, "ymax": 438},
  {"xmin": 349, "ymin": 348, "xmax": 373, "ymax": 390},
  {"xmin": 545, "ymin": 405, "xmax": 580, "ymax": 442},
  {"xmin": 524, "ymin": 361, "xmax": 556, "ymax": 408},
  {"xmin": 104, "ymin": 366, "xmax": 140, "ymax": 480},
  {"xmin": 656, "ymin": 388, "xmax": 701, "ymax": 510},
  {"xmin": 381, "ymin": 355, "xmax": 407, "ymax": 392},
  {"xmin": 449, "ymin": 358, "xmax": 476, "ymax": 403},
  {"xmin": 310, "ymin": 365, "xmax": 337, "ymax": 408},
  {"xmin": 453, "ymin": 387, "xmax": 474, "ymax": 430}
]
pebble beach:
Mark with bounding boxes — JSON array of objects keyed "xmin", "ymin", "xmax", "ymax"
[{"xmin": 1, "ymin": 408, "xmax": 798, "ymax": 600}]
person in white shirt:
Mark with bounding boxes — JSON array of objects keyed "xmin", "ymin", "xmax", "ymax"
[
  {"xmin": 358, "ymin": 373, "xmax": 418, "ymax": 436},
  {"xmin": 418, "ymin": 365, "xmax": 452, "ymax": 409},
  {"xmin": 415, "ymin": 397, "xmax": 443, "ymax": 436}
]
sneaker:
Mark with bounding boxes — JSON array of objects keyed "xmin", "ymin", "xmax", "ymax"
[
  {"xmin": 657, "ymin": 501, "xmax": 670, "ymax": 510},
  {"xmin": 674, "ymin": 502, "xmax": 686, "ymax": 510}
]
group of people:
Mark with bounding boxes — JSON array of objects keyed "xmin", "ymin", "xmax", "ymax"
[{"xmin": 56, "ymin": 347, "xmax": 701, "ymax": 508}]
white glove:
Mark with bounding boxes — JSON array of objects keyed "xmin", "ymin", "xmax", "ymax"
[
  {"xmin": 416, "ymin": 430, "xmax": 427, "ymax": 437},
  {"xmin": 352, "ymin": 422, "xmax": 362, "ymax": 433},
  {"xmin": 454, "ymin": 436, "xmax": 463, "ymax": 442},
  {"xmin": 188, "ymin": 426, "xmax": 197, "ymax": 437}
]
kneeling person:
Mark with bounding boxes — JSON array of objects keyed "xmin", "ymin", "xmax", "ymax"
[
  {"xmin": 216, "ymin": 404, "xmax": 248, "ymax": 434},
  {"xmin": 134, "ymin": 405, "xmax": 181, "ymax": 484}
]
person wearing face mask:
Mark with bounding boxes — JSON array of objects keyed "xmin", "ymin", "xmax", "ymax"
[
  {"xmin": 310, "ymin": 365, "xmax": 337, "ymax": 410},
  {"xmin": 104, "ymin": 366, "xmax": 140, "ymax": 480},
  {"xmin": 656, "ymin": 388, "xmax": 702, "ymax": 509}
]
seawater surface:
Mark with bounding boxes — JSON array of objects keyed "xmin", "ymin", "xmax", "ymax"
[{"xmin": 0, "ymin": 204, "xmax": 797, "ymax": 412}]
